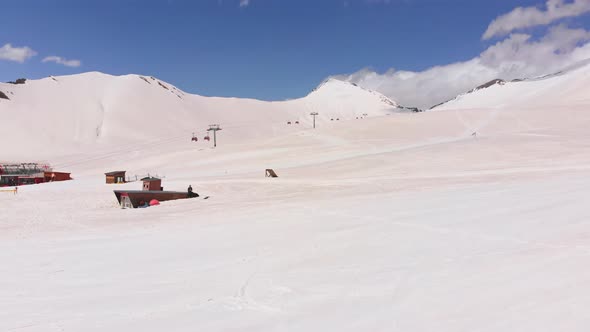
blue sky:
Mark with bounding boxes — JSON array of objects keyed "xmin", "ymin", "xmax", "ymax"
[{"xmin": 1, "ymin": 0, "xmax": 589, "ymax": 101}]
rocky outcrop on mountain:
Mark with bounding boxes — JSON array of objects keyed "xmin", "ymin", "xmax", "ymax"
[
  {"xmin": 429, "ymin": 79, "xmax": 507, "ymax": 109},
  {"xmin": 471, "ymin": 79, "xmax": 505, "ymax": 92},
  {"xmin": 7, "ymin": 78, "xmax": 27, "ymax": 85},
  {"xmin": 396, "ymin": 105, "xmax": 423, "ymax": 112}
]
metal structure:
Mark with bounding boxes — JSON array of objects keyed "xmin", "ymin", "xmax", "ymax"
[
  {"xmin": 0, "ymin": 163, "xmax": 51, "ymax": 186},
  {"xmin": 0, "ymin": 163, "xmax": 50, "ymax": 175},
  {"xmin": 310, "ymin": 112, "xmax": 319, "ymax": 129},
  {"xmin": 207, "ymin": 124, "xmax": 222, "ymax": 148},
  {"xmin": 265, "ymin": 169, "xmax": 279, "ymax": 178}
]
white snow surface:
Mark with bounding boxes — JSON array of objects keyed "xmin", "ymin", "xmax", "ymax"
[{"xmin": 1, "ymin": 66, "xmax": 590, "ymax": 331}]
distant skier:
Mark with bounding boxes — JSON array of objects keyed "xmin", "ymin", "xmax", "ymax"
[{"xmin": 188, "ymin": 185, "xmax": 199, "ymax": 198}]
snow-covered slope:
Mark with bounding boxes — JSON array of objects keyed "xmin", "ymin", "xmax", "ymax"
[
  {"xmin": 432, "ymin": 59, "xmax": 590, "ymax": 111},
  {"xmin": 2, "ymin": 62, "xmax": 590, "ymax": 331},
  {"xmin": 0, "ymin": 74, "xmax": 397, "ymax": 159}
]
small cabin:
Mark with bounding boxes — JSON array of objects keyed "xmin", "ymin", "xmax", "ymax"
[
  {"xmin": 44, "ymin": 171, "xmax": 71, "ymax": 182},
  {"xmin": 105, "ymin": 171, "xmax": 126, "ymax": 184},
  {"xmin": 142, "ymin": 177, "xmax": 162, "ymax": 191}
]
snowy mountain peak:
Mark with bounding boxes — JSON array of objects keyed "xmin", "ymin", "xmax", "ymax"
[{"xmin": 310, "ymin": 77, "xmax": 398, "ymax": 108}]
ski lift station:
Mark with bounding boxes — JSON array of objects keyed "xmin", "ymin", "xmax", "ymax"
[{"xmin": 0, "ymin": 163, "xmax": 71, "ymax": 186}]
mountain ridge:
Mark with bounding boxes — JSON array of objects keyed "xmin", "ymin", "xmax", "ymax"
[
  {"xmin": 430, "ymin": 58, "xmax": 590, "ymax": 110},
  {"xmin": 0, "ymin": 71, "xmax": 398, "ymax": 159}
]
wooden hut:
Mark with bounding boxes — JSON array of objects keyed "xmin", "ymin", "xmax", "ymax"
[{"xmin": 105, "ymin": 171, "xmax": 126, "ymax": 184}]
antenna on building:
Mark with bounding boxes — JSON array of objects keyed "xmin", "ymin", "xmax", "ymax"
[{"xmin": 207, "ymin": 124, "xmax": 222, "ymax": 148}]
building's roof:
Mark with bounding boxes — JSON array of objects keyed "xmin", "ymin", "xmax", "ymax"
[
  {"xmin": 141, "ymin": 177, "xmax": 161, "ymax": 181},
  {"xmin": 115, "ymin": 190, "xmax": 184, "ymax": 194},
  {"xmin": 105, "ymin": 171, "xmax": 126, "ymax": 176}
]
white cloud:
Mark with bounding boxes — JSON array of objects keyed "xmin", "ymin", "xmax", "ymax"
[
  {"xmin": 0, "ymin": 43, "xmax": 37, "ymax": 63},
  {"xmin": 335, "ymin": 25, "xmax": 590, "ymax": 109},
  {"xmin": 42, "ymin": 56, "xmax": 82, "ymax": 68},
  {"xmin": 483, "ymin": 0, "xmax": 590, "ymax": 40},
  {"xmin": 239, "ymin": 0, "xmax": 250, "ymax": 7}
]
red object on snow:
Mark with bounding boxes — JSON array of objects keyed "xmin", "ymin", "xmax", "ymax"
[{"xmin": 149, "ymin": 199, "xmax": 160, "ymax": 206}]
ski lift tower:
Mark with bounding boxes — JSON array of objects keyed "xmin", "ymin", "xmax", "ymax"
[
  {"xmin": 207, "ymin": 124, "xmax": 222, "ymax": 148},
  {"xmin": 310, "ymin": 112, "xmax": 319, "ymax": 129}
]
